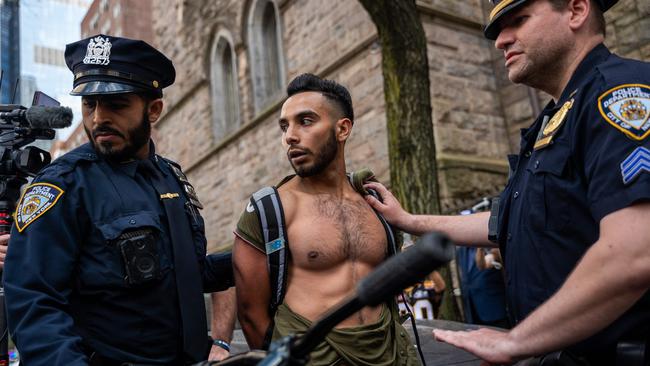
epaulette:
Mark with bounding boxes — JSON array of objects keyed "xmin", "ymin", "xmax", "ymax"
[
  {"xmin": 158, "ymin": 155, "xmax": 203, "ymax": 209},
  {"xmin": 158, "ymin": 155, "xmax": 181, "ymax": 169}
]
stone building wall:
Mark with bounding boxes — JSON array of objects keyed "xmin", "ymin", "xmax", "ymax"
[
  {"xmin": 151, "ymin": 0, "xmax": 647, "ymax": 252},
  {"xmin": 607, "ymin": 0, "xmax": 650, "ymax": 59},
  {"xmin": 81, "ymin": 0, "xmax": 153, "ymax": 43}
]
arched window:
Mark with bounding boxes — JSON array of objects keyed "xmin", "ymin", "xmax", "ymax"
[
  {"xmin": 248, "ymin": 0, "xmax": 285, "ymax": 113},
  {"xmin": 210, "ymin": 34, "xmax": 240, "ymax": 141}
]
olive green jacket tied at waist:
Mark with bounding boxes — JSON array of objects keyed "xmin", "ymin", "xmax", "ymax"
[{"xmin": 273, "ymin": 303, "xmax": 421, "ymax": 366}]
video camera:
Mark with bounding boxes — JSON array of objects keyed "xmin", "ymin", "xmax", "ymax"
[
  {"xmin": 0, "ymin": 92, "xmax": 72, "ymax": 173},
  {"xmin": 0, "ymin": 91, "xmax": 72, "ymax": 365},
  {"xmin": 0, "ymin": 91, "xmax": 72, "ymax": 229}
]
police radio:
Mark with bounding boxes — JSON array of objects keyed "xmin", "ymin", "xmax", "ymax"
[{"xmin": 0, "ymin": 90, "xmax": 72, "ymax": 366}]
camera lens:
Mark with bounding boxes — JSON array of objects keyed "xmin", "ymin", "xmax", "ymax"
[
  {"xmin": 136, "ymin": 256, "xmax": 155, "ymax": 274},
  {"xmin": 134, "ymin": 240, "xmax": 147, "ymax": 250}
]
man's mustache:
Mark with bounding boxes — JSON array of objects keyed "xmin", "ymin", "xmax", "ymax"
[
  {"xmin": 92, "ymin": 126, "xmax": 124, "ymax": 139},
  {"xmin": 287, "ymin": 146, "xmax": 311, "ymax": 159}
]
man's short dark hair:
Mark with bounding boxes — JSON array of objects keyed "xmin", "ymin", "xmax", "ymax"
[
  {"xmin": 548, "ymin": 0, "xmax": 606, "ymax": 37},
  {"xmin": 137, "ymin": 90, "xmax": 162, "ymax": 104},
  {"xmin": 286, "ymin": 73, "xmax": 354, "ymax": 122}
]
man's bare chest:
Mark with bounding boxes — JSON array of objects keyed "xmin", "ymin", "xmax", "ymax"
[{"xmin": 286, "ymin": 195, "xmax": 387, "ymax": 269}]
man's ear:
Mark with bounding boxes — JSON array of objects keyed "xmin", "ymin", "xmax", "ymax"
[
  {"xmin": 147, "ymin": 98, "xmax": 164, "ymax": 125},
  {"xmin": 567, "ymin": 0, "xmax": 590, "ymax": 32},
  {"xmin": 336, "ymin": 118, "xmax": 353, "ymax": 142}
]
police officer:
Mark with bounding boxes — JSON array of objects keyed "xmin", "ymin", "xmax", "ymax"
[
  {"xmin": 364, "ymin": 0, "xmax": 650, "ymax": 364},
  {"xmin": 4, "ymin": 35, "xmax": 235, "ymax": 365}
]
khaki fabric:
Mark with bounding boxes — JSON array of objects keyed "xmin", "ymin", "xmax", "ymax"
[{"xmin": 272, "ymin": 303, "xmax": 421, "ymax": 366}]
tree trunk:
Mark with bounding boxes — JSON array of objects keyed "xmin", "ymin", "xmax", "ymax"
[{"xmin": 359, "ymin": 0, "xmax": 461, "ymax": 321}]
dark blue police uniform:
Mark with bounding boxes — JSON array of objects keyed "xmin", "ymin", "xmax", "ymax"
[
  {"xmin": 494, "ymin": 44, "xmax": 650, "ymax": 363},
  {"xmin": 3, "ymin": 34, "xmax": 233, "ymax": 366},
  {"xmin": 456, "ymin": 246, "xmax": 508, "ymax": 327}
]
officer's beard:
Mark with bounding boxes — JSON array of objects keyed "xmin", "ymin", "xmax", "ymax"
[
  {"xmin": 84, "ymin": 110, "xmax": 151, "ymax": 162},
  {"xmin": 290, "ymin": 127, "xmax": 338, "ymax": 178}
]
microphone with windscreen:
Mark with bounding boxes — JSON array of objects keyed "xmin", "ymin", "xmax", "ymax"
[
  {"xmin": 0, "ymin": 105, "xmax": 73, "ymax": 129},
  {"xmin": 203, "ymin": 232, "xmax": 455, "ymax": 366},
  {"xmin": 356, "ymin": 232, "xmax": 455, "ymax": 306}
]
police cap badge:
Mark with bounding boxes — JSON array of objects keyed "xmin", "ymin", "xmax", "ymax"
[{"xmin": 65, "ymin": 34, "xmax": 175, "ymax": 97}]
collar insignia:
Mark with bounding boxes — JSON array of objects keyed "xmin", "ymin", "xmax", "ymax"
[
  {"xmin": 182, "ymin": 184, "xmax": 203, "ymax": 209},
  {"xmin": 621, "ymin": 146, "xmax": 650, "ymax": 185},
  {"xmin": 14, "ymin": 183, "xmax": 64, "ymax": 232},
  {"xmin": 598, "ymin": 84, "xmax": 650, "ymax": 140},
  {"xmin": 534, "ymin": 99, "xmax": 574, "ymax": 150},
  {"xmin": 83, "ymin": 36, "xmax": 112, "ymax": 66},
  {"xmin": 169, "ymin": 164, "xmax": 203, "ymax": 209},
  {"xmin": 170, "ymin": 164, "xmax": 189, "ymax": 183}
]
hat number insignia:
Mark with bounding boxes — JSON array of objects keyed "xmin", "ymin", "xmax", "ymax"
[
  {"xmin": 598, "ymin": 84, "xmax": 650, "ymax": 140},
  {"xmin": 83, "ymin": 35, "xmax": 112, "ymax": 66}
]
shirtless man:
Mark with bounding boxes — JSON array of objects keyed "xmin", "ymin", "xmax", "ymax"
[{"xmin": 233, "ymin": 73, "xmax": 420, "ymax": 365}]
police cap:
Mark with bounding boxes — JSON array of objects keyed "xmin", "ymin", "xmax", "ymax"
[
  {"xmin": 65, "ymin": 34, "xmax": 175, "ymax": 96},
  {"xmin": 484, "ymin": 0, "xmax": 619, "ymax": 40}
]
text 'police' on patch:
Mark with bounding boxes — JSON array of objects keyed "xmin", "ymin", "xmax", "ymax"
[
  {"xmin": 598, "ymin": 84, "xmax": 650, "ymax": 140},
  {"xmin": 14, "ymin": 183, "xmax": 64, "ymax": 232}
]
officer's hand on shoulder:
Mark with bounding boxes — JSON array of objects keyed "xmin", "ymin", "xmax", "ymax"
[{"xmin": 363, "ymin": 181, "xmax": 412, "ymax": 230}]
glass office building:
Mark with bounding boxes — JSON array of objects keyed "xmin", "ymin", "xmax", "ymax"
[
  {"xmin": 20, "ymin": 0, "xmax": 92, "ymax": 140},
  {"xmin": 0, "ymin": 0, "xmax": 20, "ymax": 104}
]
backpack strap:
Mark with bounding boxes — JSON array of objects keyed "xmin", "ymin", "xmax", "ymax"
[
  {"xmin": 347, "ymin": 172, "xmax": 398, "ymax": 257},
  {"xmin": 250, "ymin": 186, "xmax": 288, "ymax": 315},
  {"xmin": 368, "ymin": 188, "xmax": 398, "ymax": 257},
  {"xmin": 250, "ymin": 181, "xmax": 398, "ymax": 349},
  {"xmin": 249, "ymin": 184, "xmax": 396, "ymax": 304}
]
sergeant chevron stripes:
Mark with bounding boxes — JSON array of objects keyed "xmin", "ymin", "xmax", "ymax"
[{"xmin": 621, "ymin": 146, "xmax": 650, "ymax": 184}]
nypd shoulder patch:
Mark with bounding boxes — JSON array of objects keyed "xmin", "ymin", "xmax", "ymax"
[
  {"xmin": 14, "ymin": 183, "xmax": 64, "ymax": 232},
  {"xmin": 598, "ymin": 84, "xmax": 650, "ymax": 140},
  {"xmin": 620, "ymin": 146, "xmax": 650, "ymax": 185}
]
